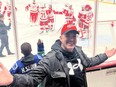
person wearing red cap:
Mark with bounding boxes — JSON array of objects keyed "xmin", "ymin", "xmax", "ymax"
[{"xmin": 0, "ymin": 23, "xmax": 116, "ymax": 87}]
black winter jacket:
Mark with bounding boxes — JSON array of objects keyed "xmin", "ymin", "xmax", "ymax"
[{"xmin": 8, "ymin": 40, "xmax": 108, "ymax": 87}]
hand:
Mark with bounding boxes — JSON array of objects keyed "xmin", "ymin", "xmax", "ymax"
[
  {"xmin": 105, "ymin": 48, "xmax": 116, "ymax": 58},
  {"xmin": 0, "ymin": 62, "xmax": 13, "ymax": 86}
]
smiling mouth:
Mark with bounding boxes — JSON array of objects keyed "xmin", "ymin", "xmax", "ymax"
[{"xmin": 68, "ymin": 43, "xmax": 75, "ymax": 46}]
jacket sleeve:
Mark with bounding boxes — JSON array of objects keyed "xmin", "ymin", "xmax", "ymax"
[
  {"xmin": 76, "ymin": 46, "xmax": 108, "ymax": 68},
  {"xmin": 0, "ymin": 22, "xmax": 11, "ymax": 34},
  {"xmin": 9, "ymin": 62, "xmax": 19, "ymax": 74},
  {"xmin": 8, "ymin": 56, "xmax": 50, "ymax": 87},
  {"xmin": 81, "ymin": 50, "xmax": 108, "ymax": 68},
  {"xmin": 0, "ymin": 22, "xmax": 11, "ymax": 30}
]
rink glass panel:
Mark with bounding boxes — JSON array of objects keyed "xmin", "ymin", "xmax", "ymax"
[
  {"xmin": 0, "ymin": 0, "xmax": 17, "ymax": 69},
  {"xmin": 0, "ymin": 0, "xmax": 116, "ymax": 69}
]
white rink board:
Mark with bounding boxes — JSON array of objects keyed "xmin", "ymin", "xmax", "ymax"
[{"xmin": 87, "ymin": 67, "xmax": 116, "ymax": 87}]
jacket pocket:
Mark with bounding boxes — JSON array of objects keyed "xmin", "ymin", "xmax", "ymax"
[{"xmin": 42, "ymin": 71, "xmax": 67, "ymax": 87}]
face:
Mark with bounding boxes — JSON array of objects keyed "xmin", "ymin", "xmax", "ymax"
[{"xmin": 60, "ymin": 31, "xmax": 77, "ymax": 52}]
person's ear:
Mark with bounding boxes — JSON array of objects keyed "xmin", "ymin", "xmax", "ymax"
[
  {"xmin": 30, "ymin": 47, "xmax": 32, "ymax": 52},
  {"xmin": 60, "ymin": 36, "xmax": 62, "ymax": 40}
]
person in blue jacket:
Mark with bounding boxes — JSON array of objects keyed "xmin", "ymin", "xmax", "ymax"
[
  {"xmin": 37, "ymin": 39, "xmax": 45, "ymax": 57},
  {"xmin": 9, "ymin": 42, "xmax": 42, "ymax": 74}
]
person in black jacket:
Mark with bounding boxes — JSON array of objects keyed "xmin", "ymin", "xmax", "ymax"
[
  {"xmin": 0, "ymin": 23, "xmax": 116, "ymax": 87},
  {"xmin": 0, "ymin": 13, "xmax": 14, "ymax": 57}
]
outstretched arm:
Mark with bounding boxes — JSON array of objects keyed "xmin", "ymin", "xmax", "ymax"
[
  {"xmin": 0, "ymin": 62, "xmax": 13, "ymax": 86},
  {"xmin": 0, "ymin": 62, "xmax": 41, "ymax": 87},
  {"xmin": 79, "ymin": 47, "xmax": 116, "ymax": 68}
]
